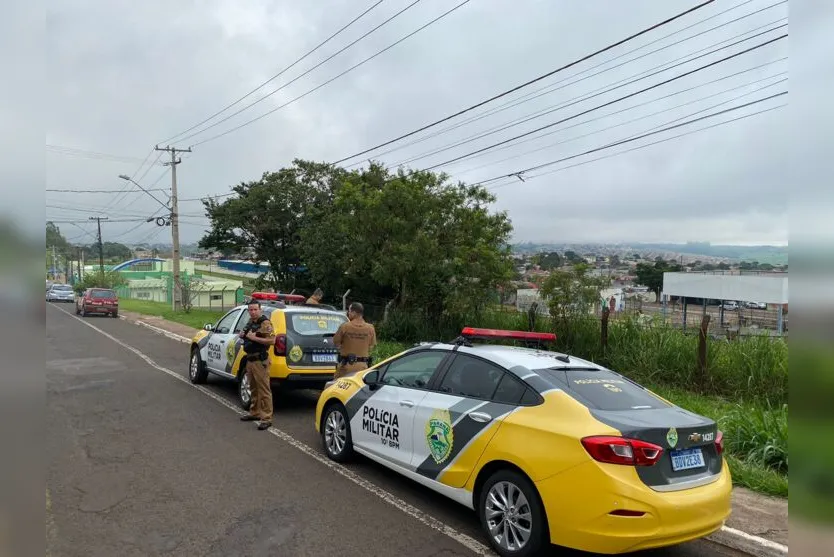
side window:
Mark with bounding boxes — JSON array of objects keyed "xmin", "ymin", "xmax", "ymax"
[
  {"xmin": 437, "ymin": 354, "xmax": 505, "ymax": 400},
  {"xmin": 380, "ymin": 351, "xmax": 448, "ymax": 389},
  {"xmin": 214, "ymin": 310, "xmax": 241, "ymax": 334},
  {"xmin": 234, "ymin": 311, "xmax": 251, "ymax": 333},
  {"xmin": 492, "ymin": 373, "xmax": 528, "ymax": 405}
]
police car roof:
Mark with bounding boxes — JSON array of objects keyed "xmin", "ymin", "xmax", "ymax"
[{"xmin": 239, "ymin": 302, "xmax": 345, "ymax": 316}]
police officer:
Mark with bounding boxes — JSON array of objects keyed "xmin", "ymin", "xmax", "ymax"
[
  {"xmin": 333, "ymin": 302, "xmax": 376, "ymax": 380},
  {"xmin": 239, "ymin": 300, "xmax": 276, "ymax": 430},
  {"xmin": 306, "ymin": 288, "xmax": 323, "ymax": 305}
]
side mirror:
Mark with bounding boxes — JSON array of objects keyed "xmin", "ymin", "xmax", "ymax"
[
  {"xmin": 364, "ymin": 370, "xmax": 381, "ymax": 391},
  {"xmin": 204, "ymin": 323, "xmax": 213, "ymax": 331}
]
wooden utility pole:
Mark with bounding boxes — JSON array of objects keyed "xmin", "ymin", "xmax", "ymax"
[
  {"xmin": 155, "ymin": 145, "xmax": 192, "ymax": 311},
  {"xmin": 89, "ymin": 216, "xmax": 108, "ymax": 273}
]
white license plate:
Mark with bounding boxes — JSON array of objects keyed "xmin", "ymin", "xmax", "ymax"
[
  {"xmin": 670, "ymin": 448, "xmax": 706, "ymax": 471},
  {"xmin": 312, "ymin": 354, "xmax": 338, "ymax": 363}
]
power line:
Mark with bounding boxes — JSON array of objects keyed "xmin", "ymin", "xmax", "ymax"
[
  {"xmin": 330, "ymin": 0, "xmax": 719, "ymax": 164},
  {"xmin": 173, "ymin": 0, "xmax": 421, "ymax": 144},
  {"xmin": 369, "ymin": 5, "xmax": 788, "ymax": 167},
  {"xmin": 395, "ymin": 22, "xmax": 787, "ymax": 169},
  {"xmin": 46, "ymin": 144, "xmax": 165, "ymax": 166},
  {"xmin": 188, "ymin": 0, "xmax": 473, "ymax": 148},
  {"xmin": 454, "ymin": 71, "xmax": 786, "ymax": 178},
  {"xmin": 46, "ymin": 187, "xmax": 168, "ymax": 194},
  {"xmin": 422, "ymin": 33, "xmax": 787, "ymax": 171},
  {"xmin": 159, "ymin": 0, "xmax": 389, "ymax": 144},
  {"xmin": 489, "ymin": 103, "xmax": 785, "ymax": 190},
  {"xmin": 476, "ymin": 91, "xmax": 786, "ymax": 188}
]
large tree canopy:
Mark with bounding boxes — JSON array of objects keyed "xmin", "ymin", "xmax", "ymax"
[{"xmin": 199, "ymin": 160, "xmax": 514, "ymax": 319}]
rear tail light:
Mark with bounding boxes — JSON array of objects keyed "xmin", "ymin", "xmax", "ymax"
[
  {"xmin": 581, "ymin": 436, "xmax": 664, "ymax": 467},
  {"xmin": 715, "ymin": 430, "xmax": 724, "ymax": 456},
  {"xmin": 274, "ymin": 334, "xmax": 287, "ymax": 356}
]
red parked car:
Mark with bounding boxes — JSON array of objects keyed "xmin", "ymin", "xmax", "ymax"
[{"xmin": 76, "ymin": 288, "xmax": 119, "ymax": 318}]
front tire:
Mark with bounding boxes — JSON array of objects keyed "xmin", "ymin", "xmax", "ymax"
[
  {"xmin": 321, "ymin": 403, "xmax": 353, "ymax": 463},
  {"xmin": 189, "ymin": 348, "xmax": 208, "ymax": 384},
  {"xmin": 478, "ymin": 470, "xmax": 548, "ymax": 557},
  {"xmin": 238, "ymin": 370, "xmax": 252, "ymax": 410}
]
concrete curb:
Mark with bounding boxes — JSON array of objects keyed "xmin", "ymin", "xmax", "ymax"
[{"xmin": 119, "ymin": 313, "xmax": 788, "ymax": 556}]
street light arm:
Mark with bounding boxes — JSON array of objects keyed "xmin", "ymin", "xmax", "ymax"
[{"xmin": 118, "ymin": 175, "xmax": 170, "ymax": 210}]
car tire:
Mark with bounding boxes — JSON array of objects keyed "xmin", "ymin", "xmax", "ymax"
[
  {"xmin": 478, "ymin": 469, "xmax": 548, "ymax": 557},
  {"xmin": 189, "ymin": 348, "xmax": 208, "ymax": 384},
  {"xmin": 238, "ymin": 370, "xmax": 252, "ymax": 411},
  {"xmin": 321, "ymin": 403, "xmax": 353, "ymax": 463},
  {"xmin": 112, "ymin": 311, "xmax": 119, "ymax": 318}
]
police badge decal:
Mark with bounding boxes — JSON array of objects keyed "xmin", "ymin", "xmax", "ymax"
[{"xmin": 426, "ymin": 409, "xmax": 454, "ymax": 464}]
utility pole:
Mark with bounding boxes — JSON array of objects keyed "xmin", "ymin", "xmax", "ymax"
[
  {"xmin": 79, "ymin": 247, "xmax": 85, "ymax": 280},
  {"xmin": 156, "ymin": 144, "xmax": 192, "ymax": 311},
  {"xmin": 89, "ymin": 216, "xmax": 108, "ymax": 273},
  {"xmin": 51, "ymin": 245, "xmax": 57, "ymax": 279}
]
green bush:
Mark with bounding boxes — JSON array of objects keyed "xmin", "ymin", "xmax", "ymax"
[{"xmin": 722, "ymin": 402, "xmax": 789, "ymax": 475}]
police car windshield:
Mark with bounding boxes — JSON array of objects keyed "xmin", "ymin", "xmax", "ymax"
[{"xmin": 288, "ymin": 313, "xmax": 346, "ymax": 336}]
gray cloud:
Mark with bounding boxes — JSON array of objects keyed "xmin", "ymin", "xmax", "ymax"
[{"xmin": 37, "ymin": 0, "xmax": 810, "ymax": 246}]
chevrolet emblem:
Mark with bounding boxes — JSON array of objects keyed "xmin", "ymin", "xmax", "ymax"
[{"xmin": 688, "ymin": 432, "xmax": 703, "ymax": 443}]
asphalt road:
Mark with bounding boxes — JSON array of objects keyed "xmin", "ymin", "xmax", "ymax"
[{"xmin": 46, "ymin": 303, "xmax": 748, "ymax": 557}]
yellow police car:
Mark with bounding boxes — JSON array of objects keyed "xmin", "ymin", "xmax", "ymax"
[
  {"xmin": 315, "ymin": 327, "xmax": 731, "ymax": 556},
  {"xmin": 189, "ymin": 292, "xmax": 348, "ymax": 409}
]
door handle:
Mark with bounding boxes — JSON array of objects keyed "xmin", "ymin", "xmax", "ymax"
[
  {"xmin": 399, "ymin": 400, "xmax": 415, "ymax": 408},
  {"xmin": 468, "ymin": 411, "xmax": 492, "ymax": 423}
]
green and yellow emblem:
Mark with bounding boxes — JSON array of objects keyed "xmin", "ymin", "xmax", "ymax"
[
  {"xmin": 288, "ymin": 345, "xmax": 303, "ymax": 363},
  {"xmin": 667, "ymin": 427, "xmax": 679, "ymax": 448},
  {"xmin": 226, "ymin": 340, "xmax": 237, "ymax": 363},
  {"xmin": 426, "ymin": 409, "xmax": 454, "ymax": 464}
]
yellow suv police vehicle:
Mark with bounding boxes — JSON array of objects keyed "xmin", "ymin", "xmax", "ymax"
[
  {"xmin": 315, "ymin": 327, "xmax": 731, "ymax": 557},
  {"xmin": 189, "ymin": 292, "xmax": 348, "ymax": 409}
]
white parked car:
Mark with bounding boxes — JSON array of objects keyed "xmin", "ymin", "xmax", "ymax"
[{"xmin": 720, "ymin": 301, "xmax": 739, "ymax": 310}]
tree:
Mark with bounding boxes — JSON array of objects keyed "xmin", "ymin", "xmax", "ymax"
[
  {"xmin": 634, "ymin": 260, "xmax": 682, "ymax": 299},
  {"xmin": 73, "ymin": 270, "xmax": 128, "ymax": 294},
  {"xmin": 301, "ymin": 163, "xmax": 514, "ymax": 318},
  {"xmin": 199, "ymin": 160, "xmax": 344, "ymax": 290},
  {"xmin": 531, "ymin": 251, "xmax": 562, "ymax": 270},
  {"xmin": 539, "ymin": 263, "xmax": 610, "ymax": 319},
  {"xmin": 564, "ymin": 250, "xmax": 583, "ymax": 264}
]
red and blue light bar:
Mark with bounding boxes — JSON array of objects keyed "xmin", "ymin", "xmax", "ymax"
[
  {"xmin": 250, "ymin": 292, "xmax": 307, "ymax": 303},
  {"xmin": 460, "ymin": 327, "xmax": 556, "ymax": 342}
]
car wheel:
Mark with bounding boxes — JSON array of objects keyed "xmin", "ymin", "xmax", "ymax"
[
  {"xmin": 321, "ymin": 403, "xmax": 353, "ymax": 463},
  {"xmin": 189, "ymin": 348, "xmax": 208, "ymax": 384},
  {"xmin": 238, "ymin": 371, "xmax": 252, "ymax": 410},
  {"xmin": 478, "ymin": 470, "xmax": 548, "ymax": 557},
  {"xmin": 112, "ymin": 311, "xmax": 119, "ymax": 318}
]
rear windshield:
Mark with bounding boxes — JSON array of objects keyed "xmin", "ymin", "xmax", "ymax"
[
  {"xmin": 53, "ymin": 285, "xmax": 73, "ymax": 291},
  {"xmin": 288, "ymin": 313, "xmax": 347, "ymax": 336},
  {"xmin": 537, "ymin": 368, "xmax": 670, "ymax": 411},
  {"xmin": 91, "ymin": 290, "xmax": 116, "ymax": 299}
]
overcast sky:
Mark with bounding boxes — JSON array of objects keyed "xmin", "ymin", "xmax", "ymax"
[{"xmin": 37, "ymin": 0, "xmax": 809, "ymax": 247}]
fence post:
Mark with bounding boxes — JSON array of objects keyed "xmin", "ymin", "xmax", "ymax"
[
  {"xmin": 698, "ymin": 314, "xmax": 711, "ymax": 384},
  {"xmin": 342, "ymin": 289, "xmax": 351, "ymax": 312},
  {"xmin": 601, "ymin": 307, "xmax": 610, "ymax": 351}
]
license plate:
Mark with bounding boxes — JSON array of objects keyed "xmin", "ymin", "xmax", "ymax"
[
  {"xmin": 312, "ymin": 353, "xmax": 338, "ymax": 363},
  {"xmin": 670, "ymin": 448, "xmax": 706, "ymax": 471}
]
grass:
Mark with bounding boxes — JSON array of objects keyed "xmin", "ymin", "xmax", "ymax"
[{"xmin": 118, "ymin": 299, "xmax": 224, "ymax": 330}]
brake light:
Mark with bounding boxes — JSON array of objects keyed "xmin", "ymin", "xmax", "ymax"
[
  {"xmin": 715, "ymin": 430, "xmax": 724, "ymax": 456},
  {"xmin": 460, "ymin": 327, "xmax": 556, "ymax": 342},
  {"xmin": 274, "ymin": 334, "xmax": 287, "ymax": 356},
  {"xmin": 581, "ymin": 436, "xmax": 664, "ymax": 467}
]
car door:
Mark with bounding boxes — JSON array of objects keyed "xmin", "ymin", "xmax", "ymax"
[
  {"xmin": 350, "ymin": 350, "xmax": 450, "ymax": 470},
  {"xmin": 411, "ymin": 353, "xmax": 526, "ymax": 488},
  {"xmin": 205, "ymin": 309, "xmax": 244, "ymax": 372}
]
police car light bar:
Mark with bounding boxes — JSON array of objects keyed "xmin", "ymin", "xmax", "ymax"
[
  {"xmin": 250, "ymin": 292, "xmax": 307, "ymax": 303},
  {"xmin": 460, "ymin": 327, "xmax": 556, "ymax": 342}
]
